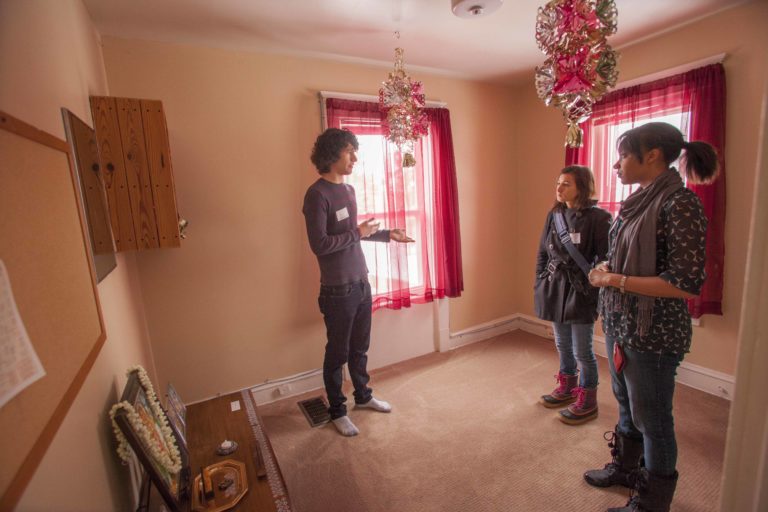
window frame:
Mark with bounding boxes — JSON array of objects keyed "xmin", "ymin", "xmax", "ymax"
[
  {"xmin": 589, "ymin": 109, "xmax": 691, "ymax": 216},
  {"xmin": 320, "ymin": 93, "xmax": 464, "ymax": 310}
]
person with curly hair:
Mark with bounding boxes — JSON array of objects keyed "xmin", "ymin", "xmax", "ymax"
[{"xmin": 302, "ymin": 128, "xmax": 414, "ymax": 437}]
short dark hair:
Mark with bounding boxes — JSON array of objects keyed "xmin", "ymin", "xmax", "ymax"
[
  {"xmin": 552, "ymin": 165, "xmax": 595, "ymax": 211},
  {"xmin": 618, "ymin": 122, "xmax": 719, "ymax": 184},
  {"xmin": 310, "ymin": 128, "xmax": 359, "ymax": 174}
]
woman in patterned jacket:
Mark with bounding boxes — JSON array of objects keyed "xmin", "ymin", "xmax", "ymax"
[{"xmin": 585, "ymin": 122, "xmax": 719, "ymax": 512}]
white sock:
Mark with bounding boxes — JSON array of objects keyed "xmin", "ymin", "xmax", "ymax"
[
  {"xmin": 356, "ymin": 397, "xmax": 392, "ymax": 413},
  {"xmin": 331, "ymin": 416, "xmax": 359, "ymax": 437}
]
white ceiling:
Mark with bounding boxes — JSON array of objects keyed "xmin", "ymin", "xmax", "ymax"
[{"xmin": 82, "ymin": 0, "xmax": 746, "ymax": 84}]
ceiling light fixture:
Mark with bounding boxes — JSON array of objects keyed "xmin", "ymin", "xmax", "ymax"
[{"xmin": 451, "ymin": 0, "xmax": 503, "ymax": 18}]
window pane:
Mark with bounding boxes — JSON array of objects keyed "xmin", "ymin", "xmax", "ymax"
[
  {"xmin": 345, "ymin": 133, "xmax": 431, "ymax": 297},
  {"xmin": 593, "ymin": 111, "xmax": 690, "ymax": 215}
]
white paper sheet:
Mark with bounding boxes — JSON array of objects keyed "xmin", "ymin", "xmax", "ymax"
[{"xmin": 0, "ymin": 259, "xmax": 46, "ymax": 409}]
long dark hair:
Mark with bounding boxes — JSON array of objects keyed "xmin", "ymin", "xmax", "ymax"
[
  {"xmin": 617, "ymin": 122, "xmax": 719, "ymax": 184},
  {"xmin": 552, "ymin": 165, "xmax": 595, "ymax": 211}
]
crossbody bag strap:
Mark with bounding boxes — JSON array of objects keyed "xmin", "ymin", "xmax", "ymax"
[{"xmin": 553, "ymin": 210, "xmax": 592, "ymax": 278}]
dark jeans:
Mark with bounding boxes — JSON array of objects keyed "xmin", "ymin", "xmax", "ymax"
[
  {"xmin": 605, "ymin": 334, "xmax": 683, "ymax": 476},
  {"xmin": 318, "ymin": 280, "xmax": 373, "ymax": 419}
]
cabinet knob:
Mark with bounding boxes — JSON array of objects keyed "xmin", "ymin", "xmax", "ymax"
[
  {"xmin": 106, "ymin": 163, "xmax": 115, "ymax": 172},
  {"xmin": 179, "ymin": 217, "xmax": 188, "ymax": 239},
  {"xmin": 91, "ymin": 163, "xmax": 100, "ymax": 172}
]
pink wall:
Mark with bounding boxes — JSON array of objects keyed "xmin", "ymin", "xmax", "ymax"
[
  {"xmin": 100, "ymin": 38, "xmax": 518, "ymax": 403},
  {"xmin": 0, "ymin": 1, "xmax": 157, "ymax": 509}
]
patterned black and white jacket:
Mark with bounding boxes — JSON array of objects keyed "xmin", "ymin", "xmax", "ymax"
[{"xmin": 599, "ymin": 187, "xmax": 707, "ymax": 354}]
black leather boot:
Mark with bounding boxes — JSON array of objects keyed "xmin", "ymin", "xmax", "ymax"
[
  {"xmin": 607, "ymin": 468, "xmax": 678, "ymax": 512},
  {"xmin": 584, "ymin": 426, "xmax": 643, "ymax": 488}
]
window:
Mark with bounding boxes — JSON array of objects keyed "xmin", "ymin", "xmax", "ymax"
[
  {"xmin": 324, "ymin": 98, "xmax": 463, "ymax": 311},
  {"xmin": 565, "ymin": 63, "xmax": 726, "ymax": 317},
  {"xmin": 591, "ymin": 111, "xmax": 690, "ymax": 216},
  {"xmin": 344, "ymin": 133, "xmax": 434, "ymax": 296}
]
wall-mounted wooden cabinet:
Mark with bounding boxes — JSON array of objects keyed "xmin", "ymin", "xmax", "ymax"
[{"xmin": 90, "ymin": 96, "xmax": 181, "ymax": 251}]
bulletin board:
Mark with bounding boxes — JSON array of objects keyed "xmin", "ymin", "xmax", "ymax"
[{"xmin": 0, "ymin": 111, "xmax": 106, "ymax": 509}]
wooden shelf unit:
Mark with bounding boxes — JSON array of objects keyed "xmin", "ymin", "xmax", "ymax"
[{"xmin": 90, "ymin": 96, "xmax": 181, "ymax": 251}]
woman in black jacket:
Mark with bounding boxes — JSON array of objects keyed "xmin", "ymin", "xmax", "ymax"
[{"xmin": 535, "ymin": 165, "xmax": 611, "ymax": 424}]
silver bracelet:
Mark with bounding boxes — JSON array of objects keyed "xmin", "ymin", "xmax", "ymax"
[{"xmin": 619, "ymin": 275, "xmax": 628, "ymax": 294}]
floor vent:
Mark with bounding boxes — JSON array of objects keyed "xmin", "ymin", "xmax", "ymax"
[{"xmin": 297, "ymin": 396, "xmax": 330, "ymax": 428}]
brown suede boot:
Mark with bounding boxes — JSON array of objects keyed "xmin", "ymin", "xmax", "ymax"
[
  {"xmin": 540, "ymin": 372, "xmax": 578, "ymax": 408},
  {"xmin": 559, "ymin": 386, "xmax": 598, "ymax": 425}
]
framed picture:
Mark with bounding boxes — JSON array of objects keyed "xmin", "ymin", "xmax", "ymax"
[
  {"xmin": 165, "ymin": 383, "xmax": 186, "ymax": 450},
  {"xmin": 165, "ymin": 406, "xmax": 186, "ymax": 451},
  {"xmin": 166, "ymin": 383, "xmax": 186, "ymax": 425},
  {"xmin": 112, "ymin": 370, "xmax": 189, "ymax": 512}
]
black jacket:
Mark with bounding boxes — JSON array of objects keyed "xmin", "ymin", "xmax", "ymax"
[{"xmin": 534, "ymin": 205, "xmax": 612, "ymax": 324}]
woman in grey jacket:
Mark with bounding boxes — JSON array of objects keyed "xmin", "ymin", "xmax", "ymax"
[{"xmin": 534, "ymin": 165, "xmax": 611, "ymax": 425}]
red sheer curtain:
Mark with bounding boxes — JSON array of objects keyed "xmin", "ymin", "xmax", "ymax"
[
  {"xmin": 565, "ymin": 64, "xmax": 726, "ymax": 317},
  {"xmin": 683, "ymin": 65, "xmax": 726, "ymax": 316},
  {"xmin": 325, "ymin": 99, "xmax": 463, "ymax": 311},
  {"xmin": 426, "ymin": 108, "xmax": 464, "ymax": 298}
]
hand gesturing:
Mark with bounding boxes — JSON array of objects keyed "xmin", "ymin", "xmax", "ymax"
[
  {"xmin": 390, "ymin": 229, "xmax": 415, "ymax": 243},
  {"xmin": 358, "ymin": 218, "xmax": 381, "ymax": 238}
]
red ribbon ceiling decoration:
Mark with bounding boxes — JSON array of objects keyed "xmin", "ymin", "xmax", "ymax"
[
  {"xmin": 535, "ymin": 0, "xmax": 619, "ymax": 147},
  {"xmin": 379, "ymin": 47, "xmax": 429, "ymax": 167}
]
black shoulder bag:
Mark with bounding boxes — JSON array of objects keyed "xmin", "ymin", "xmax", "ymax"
[{"xmin": 553, "ymin": 210, "xmax": 592, "ymax": 278}]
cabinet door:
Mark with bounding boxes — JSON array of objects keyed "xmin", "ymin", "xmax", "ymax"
[
  {"xmin": 62, "ymin": 107, "xmax": 118, "ymax": 289},
  {"xmin": 141, "ymin": 100, "xmax": 181, "ymax": 248},
  {"xmin": 116, "ymin": 97, "xmax": 160, "ymax": 249},
  {"xmin": 90, "ymin": 96, "xmax": 137, "ymax": 251},
  {"xmin": 90, "ymin": 96, "xmax": 181, "ymax": 251}
]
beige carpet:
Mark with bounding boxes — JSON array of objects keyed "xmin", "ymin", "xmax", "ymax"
[{"xmin": 258, "ymin": 331, "xmax": 729, "ymax": 512}]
